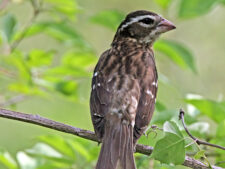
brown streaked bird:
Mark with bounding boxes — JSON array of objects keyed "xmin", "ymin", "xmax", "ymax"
[{"xmin": 90, "ymin": 10, "xmax": 175, "ymax": 169}]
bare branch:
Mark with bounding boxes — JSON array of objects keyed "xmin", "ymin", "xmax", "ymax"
[
  {"xmin": 0, "ymin": 108, "xmax": 223, "ymax": 169},
  {"xmin": 179, "ymin": 109, "xmax": 225, "ymax": 151}
]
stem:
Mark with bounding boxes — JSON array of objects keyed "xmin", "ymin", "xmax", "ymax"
[
  {"xmin": 10, "ymin": 0, "xmax": 42, "ymax": 52},
  {"xmin": 179, "ymin": 109, "xmax": 225, "ymax": 151}
]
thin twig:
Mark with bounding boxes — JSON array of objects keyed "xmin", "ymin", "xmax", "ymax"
[
  {"xmin": 0, "ymin": 108, "xmax": 223, "ymax": 169},
  {"xmin": 179, "ymin": 109, "xmax": 225, "ymax": 151},
  {"xmin": 10, "ymin": 0, "xmax": 41, "ymax": 52}
]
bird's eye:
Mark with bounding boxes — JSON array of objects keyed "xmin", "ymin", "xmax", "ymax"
[{"xmin": 139, "ymin": 18, "xmax": 154, "ymax": 25}]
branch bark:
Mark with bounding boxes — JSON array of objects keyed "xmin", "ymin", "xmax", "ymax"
[{"xmin": 0, "ymin": 108, "xmax": 223, "ymax": 169}]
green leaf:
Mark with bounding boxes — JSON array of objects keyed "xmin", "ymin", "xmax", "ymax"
[
  {"xmin": 26, "ymin": 143, "xmax": 63, "ymax": 159},
  {"xmin": 154, "ymin": 0, "xmax": 172, "ymax": 9},
  {"xmin": 209, "ymin": 138, "xmax": 225, "ymax": 165},
  {"xmin": 0, "ymin": 150, "xmax": 18, "ymax": 169},
  {"xmin": 23, "ymin": 22, "xmax": 91, "ymax": 50},
  {"xmin": 151, "ymin": 110, "xmax": 177, "ymax": 124},
  {"xmin": 68, "ymin": 139, "xmax": 91, "ymax": 161},
  {"xmin": 185, "ymin": 99, "xmax": 225, "ymax": 122},
  {"xmin": 5, "ymin": 52, "xmax": 31, "ymax": 82},
  {"xmin": 55, "ymin": 80, "xmax": 77, "ymax": 96},
  {"xmin": 219, "ymin": 0, "xmax": 225, "ymax": 5},
  {"xmin": 154, "ymin": 40, "xmax": 196, "ymax": 73},
  {"xmin": 216, "ymin": 120, "xmax": 225, "ymax": 138},
  {"xmin": 163, "ymin": 121, "xmax": 183, "ymax": 137},
  {"xmin": 179, "ymin": 0, "xmax": 217, "ymax": 19},
  {"xmin": 155, "ymin": 101, "xmax": 167, "ymax": 112},
  {"xmin": 62, "ymin": 51, "xmax": 97, "ymax": 68},
  {"xmin": 38, "ymin": 135, "xmax": 75, "ymax": 159},
  {"xmin": 8, "ymin": 83, "xmax": 44, "ymax": 95},
  {"xmin": 1, "ymin": 14, "xmax": 17, "ymax": 42},
  {"xmin": 45, "ymin": 0, "xmax": 79, "ymax": 19},
  {"xmin": 90, "ymin": 10, "xmax": 125, "ymax": 30},
  {"xmin": 194, "ymin": 150, "xmax": 205, "ymax": 160},
  {"xmin": 152, "ymin": 121, "xmax": 185, "ymax": 165},
  {"xmin": 17, "ymin": 152, "xmax": 37, "ymax": 169},
  {"xmin": 25, "ymin": 143, "xmax": 75, "ymax": 166},
  {"xmin": 45, "ymin": 66, "xmax": 91, "ymax": 78},
  {"xmin": 27, "ymin": 49, "xmax": 54, "ymax": 67}
]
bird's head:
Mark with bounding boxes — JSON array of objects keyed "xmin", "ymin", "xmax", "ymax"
[{"xmin": 114, "ymin": 10, "xmax": 176, "ymax": 45}]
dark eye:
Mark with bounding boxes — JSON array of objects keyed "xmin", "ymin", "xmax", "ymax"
[{"xmin": 139, "ymin": 18, "xmax": 154, "ymax": 25}]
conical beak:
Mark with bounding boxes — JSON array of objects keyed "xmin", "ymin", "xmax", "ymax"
[{"xmin": 157, "ymin": 18, "xmax": 176, "ymax": 33}]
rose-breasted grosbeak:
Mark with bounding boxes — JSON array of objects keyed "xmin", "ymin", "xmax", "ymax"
[{"xmin": 90, "ymin": 10, "xmax": 175, "ymax": 169}]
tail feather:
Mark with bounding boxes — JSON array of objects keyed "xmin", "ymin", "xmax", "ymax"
[{"xmin": 96, "ymin": 118, "xmax": 136, "ymax": 169}]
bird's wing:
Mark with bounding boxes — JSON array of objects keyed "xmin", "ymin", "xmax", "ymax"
[
  {"xmin": 90, "ymin": 50, "xmax": 112, "ymax": 139},
  {"xmin": 133, "ymin": 51, "xmax": 158, "ymax": 144},
  {"xmin": 90, "ymin": 50, "xmax": 141, "ymax": 140}
]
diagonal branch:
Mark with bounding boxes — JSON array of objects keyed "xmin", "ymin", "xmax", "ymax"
[
  {"xmin": 0, "ymin": 108, "xmax": 223, "ymax": 169},
  {"xmin": 179, "ymin": 109, "xmax": 225, "ymax": 151}
]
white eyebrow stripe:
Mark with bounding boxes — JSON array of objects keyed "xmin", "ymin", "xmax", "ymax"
[{"xmin": 120, "ymin": 15, "xmax": 156, "ymax": 31}]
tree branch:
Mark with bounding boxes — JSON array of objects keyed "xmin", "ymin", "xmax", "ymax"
[
  {"xmin": 0, "ymin": 108, "xmax": 223, "ymax": 169},
  {"xmin": 179, "ymin": 109, "xmax": 225, "ymax": 151}
]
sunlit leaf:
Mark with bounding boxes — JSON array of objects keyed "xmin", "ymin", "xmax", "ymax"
[
  {"xmin": 45, "ymin": 66, "xmax": 91, "ymax": 78},
  {"xmin": 179, "ymin": 0, "xmax": 217, "ymax": 19},
  {"xmin": 17, "ymin": 152, "xmax": 37, "ymax": 169},
  {"xmin": 55, "ymin": 80, "xmax": 77, "ymax": 96},
  {"xmin": 194, "ymin": 150, "xmax": 205, "ymax": 160},
  {"xmin": 152, "ymin": 121, "xmax": 185, "ymax": 165},
  {"xmin": 45, "ymin": 0, "xmax": 79, "ymax": 19},
  {"xmin": 21, "ymin": 22, "xmax": 91, "ymax": 50},
  {"xmin": 62, "ymin": 51, "xmax": 97, "ymax": 68},
  {"xmin": 154, "ymin": 0, "xmax": 172, "ymax": 9},
  {"xmin": 27, "ymin": 49, "xmax": 54, "ymax": 67},
  {"xmin": 5, "ymin": 52, "xmax": 31, "ymax": 81},
  {"xmin": 8, "ymin": 82, "xmax": 45, "ymax": 95},
  {"xmin": 26, "ymin": 143, "xmax": 63, "ymax": 158},
  {"xmin": 1, "ymin": 14, "xmax": 17, "ymax": 42},
  {"xmin": 0, "ymin": 150, "xmax": 18, "ymax": 169},
  {"xmin": 90, "ymin": 10, "xmax": 125, "ymax": 30},
  {"xmin": 163, "ymin": 121, "xmax": 183, "ymax": 137},
  {"xmin": 185, "ymin": 98, "xmax": 225, "ymax": 122},
  {"xmin": 38, "ymin": 135, "xmax": 75, "ymax": 159},
  {"xmin": 154, "ymin": 40, "xmax": 196, "ymax": 73}
]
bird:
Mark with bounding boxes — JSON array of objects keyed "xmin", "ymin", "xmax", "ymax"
[{"xmin": 90, "ymin": 10, "xmax": 176, "ymax": 169}]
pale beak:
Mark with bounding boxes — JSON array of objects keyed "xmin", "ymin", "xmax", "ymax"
[{"xmin": 157, "ymin": 18, "xmax": 176, "ymax": 33}]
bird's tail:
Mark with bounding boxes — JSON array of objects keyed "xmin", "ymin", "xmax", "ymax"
[{"xmin": 96, "ymin": 116, "xmax": 136, "ymax": 169}]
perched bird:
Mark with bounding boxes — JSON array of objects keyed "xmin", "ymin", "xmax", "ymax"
[{"xmin": 90, "ymin": 10, "xmax": 175, "ymax": 169}]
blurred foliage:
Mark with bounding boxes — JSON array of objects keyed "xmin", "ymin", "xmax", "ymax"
[{"xmin": 0, "ymin": 0, "xmax": 225, "ymax": 168}]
